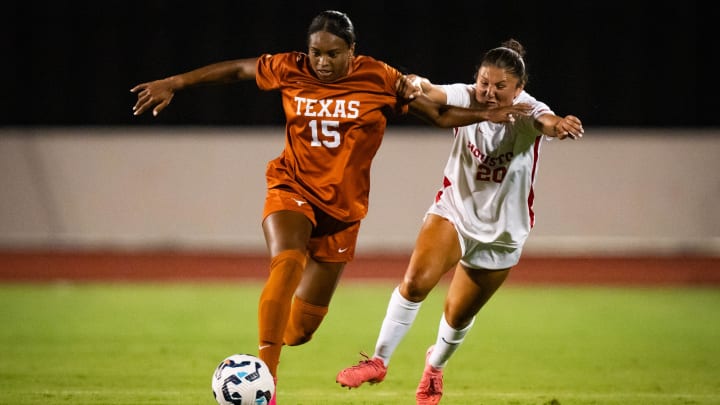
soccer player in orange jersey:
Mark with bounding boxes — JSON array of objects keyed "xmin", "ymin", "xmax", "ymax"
[{"xmin": 131, "ymin": 10, "xmax": 529, "ymax": 404}]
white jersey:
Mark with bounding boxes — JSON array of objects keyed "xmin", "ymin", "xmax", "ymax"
[{"xmin": 431, "ymin": 84, "xmax": 553, "ymax": 268}]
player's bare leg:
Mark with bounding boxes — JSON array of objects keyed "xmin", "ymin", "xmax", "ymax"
[{"xmin": 337, "ymin": 214, "xmax": 461, "ymax": 389}]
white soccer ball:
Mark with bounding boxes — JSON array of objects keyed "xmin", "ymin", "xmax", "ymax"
[{"xmin": 211, "ymin": 354, "xmax": 275, "ymax": 405}]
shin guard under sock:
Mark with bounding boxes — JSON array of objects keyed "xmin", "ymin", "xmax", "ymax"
[
  {"xmin": 429, "ymin": 313, "xmax": 475, "ymax": 369},
  {"xmin": 374, "ymin": 286, "xmax": 422, "ymax": 366},
  {"xmin": 257, "ymin": 250, "xmax": 307, "ymax": 376},
  {"xmin": 283, "ymin": 295, "xmax": 329, "ymax": 346}
]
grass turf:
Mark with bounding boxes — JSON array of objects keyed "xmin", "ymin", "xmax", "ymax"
[{"xmin": 0, "ymin": 282, "xmax": 718, "ymax": 404}]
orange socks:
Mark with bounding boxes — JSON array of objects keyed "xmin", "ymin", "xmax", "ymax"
[
  {"xmin": 283, "ymin": 295, "xmax": 329, "ymax": 346},
  {"xmin": 257, "ymin": 250, "xmax": 307, "ymax": 377}
]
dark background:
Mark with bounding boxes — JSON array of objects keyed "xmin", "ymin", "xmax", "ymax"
[{"xmin": 1, "ymin": 1, "xmax": 712, "ymax": 128}]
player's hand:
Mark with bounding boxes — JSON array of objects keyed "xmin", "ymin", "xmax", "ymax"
[
  {"xmin": 395, "ymin": 75, "xmax": 423, "ymax": 101},
  {"xmin": 483, "ymin": 103, "xmax": 532, "ymax": 123},
  {"xmin": 405, "ymin": 74, "xmax": 430, "ymax": 93},
  {"xmin": 553, "ymin": 115, "xmax": 584, "ymax": 140},
  {"xmin": 130, "ymin": 78, "xmax": 178, "ymax": 117}
]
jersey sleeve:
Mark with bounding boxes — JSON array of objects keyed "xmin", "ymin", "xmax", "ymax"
[
  {"xmin": 381, "ymin": 62, "xmax": 410, "ymax": 115},
  {"xmin": 440, "ymin": 83, "xmax": 473, "ymax": 107},
  {"xmin": 513, "ymin": 91, "xmax": 555, "ymax": 138},
  {"xmin": 515, "ymin": 91, "xmax": 554, "ymax": 119},
  {"xmin": 255, "ymin": 53, "xmax": 291, "ymax": 91}
]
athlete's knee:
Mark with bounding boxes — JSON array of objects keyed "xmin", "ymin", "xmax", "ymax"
[
  {"xmin": 270, "ymin": 249, "xmax": 308, "ymax": 270},
  {"xmin": 444, "ymin": 309, "xmax": 476, "ymax": 330},
  {"xmin": 399, "ymin": 277, "xmax": 433, "ymax": 302}
]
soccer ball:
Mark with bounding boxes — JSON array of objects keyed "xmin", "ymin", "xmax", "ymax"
[{"xmin": 211, "ymin": 354, "xmax": 275, "ymax": 405}]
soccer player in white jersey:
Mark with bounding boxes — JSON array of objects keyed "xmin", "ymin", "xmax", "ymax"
[{"xmin": 336, "ymin": 38, "xmax": 584, "ymax": 404}]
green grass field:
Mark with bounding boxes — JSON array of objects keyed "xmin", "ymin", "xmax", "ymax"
[{"xmin": 1, "ymin": 282, "xmax": 718, "ymax": 404}]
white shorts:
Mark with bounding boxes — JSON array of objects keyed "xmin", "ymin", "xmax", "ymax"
[{"xmin": 426, "ymin": 199, "xmax": 522, "ymax": 270}]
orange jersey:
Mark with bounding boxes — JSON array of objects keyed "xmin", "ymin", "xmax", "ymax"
[{"xmin": 255, "ymin": 52, "xmax": 408, "ymax": 222}]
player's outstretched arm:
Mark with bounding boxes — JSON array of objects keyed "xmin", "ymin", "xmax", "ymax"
[
  {"xmin": 409, "ymin": 95, "xmax": 531, "ymax": 128},
  {"xmin": 535, "ymin": 113, "xmax": 584, "ymax": 140},
  {"xmin": 130, "ymin": 58, "xmax": 258, "ymax": 117},
  {"xmin": 398, "ymin": 74, "xmax": 531, "ymax": 128}
]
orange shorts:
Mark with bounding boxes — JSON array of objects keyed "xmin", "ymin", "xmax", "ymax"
[{"xmin": 263, "ymin": 187, "xmax": 360, "ymax": 262}]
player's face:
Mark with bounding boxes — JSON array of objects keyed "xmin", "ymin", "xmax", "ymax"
[
  {"xmin": 474, "ymin": 65, "xmax": 523, "ymax": 107},
  {"xmin": 308, "ymin": 31, "xmax": 354, "ymax": 82}
]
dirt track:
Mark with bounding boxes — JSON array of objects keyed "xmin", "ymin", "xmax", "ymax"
[{"xmin": 1, "ymin": 251, "xmax": 718, "ymax": 285}]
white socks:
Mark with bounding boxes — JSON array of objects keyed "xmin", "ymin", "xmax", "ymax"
[
  {"xmin": 371, "ymin": 286, "xmax": 476, "ymax": 371},
  {"xmin": 374, "ymin": 286, "xmax": 421, "ymax": 366},
  {"xmin": 428, "ymin": 313, "xmax": 475, "ymax": 369}
]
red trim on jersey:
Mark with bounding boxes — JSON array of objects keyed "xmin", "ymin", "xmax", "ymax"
[
  {"xmin": 436, "ymin": 176, "xmax": 452, "ymax": 202},
  {"xmin": 527, "ymin": 137, "xmax": 541, "ymax": 228}
]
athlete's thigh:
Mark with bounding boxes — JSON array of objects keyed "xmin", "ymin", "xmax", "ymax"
[
  {"xmin": 294, "ymin": 258, "xmax": 345, "ymax": 307},
  {"xmin": 262, "ymin": 188, "xmax": 315, "ymax": 255},
  {"xmin": 262, "ymin": 210, "xmax": 313, "ymax": 256},
  {"xmin": 444, "ymin": 265, "xmax": 510, "ymax": 328},
  {"xmin": 401, "ymin": 214, "xmax": 462, "ymax": 300}
]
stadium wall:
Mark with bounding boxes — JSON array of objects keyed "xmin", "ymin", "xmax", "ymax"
[{"xmin": 1, "ymin": 127, "xmax": 718, "ymax": 257}]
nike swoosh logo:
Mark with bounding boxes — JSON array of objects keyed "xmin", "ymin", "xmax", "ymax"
[
  {"xmin": 441, "ymin": 337, "xmax": 458, "ymax": 346},
  {"xmin": 258, "ymin": 344, "xmax": 271, "ymax": 351},
  {"xmin": 338, "ymin": 247, "xmax": 349, "ymax": 253}
]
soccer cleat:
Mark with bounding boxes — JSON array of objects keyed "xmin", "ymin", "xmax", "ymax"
[
  {"xmin": 415, "ymin": 346, "xmax": 443, "ymax": 405},
  {"xmin": 336, "ymin": 352, "xmax": 388, "ymax": 388},
  {"xmin": 268, "ymin": 376, "xmax": 277, "ymax": 405}
]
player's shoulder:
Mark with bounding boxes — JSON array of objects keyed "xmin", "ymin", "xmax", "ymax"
[
  {"xmin": 515, "ymin": 91, "xmax": 554, "ymax": 117},
  {"xmin": 257, "ymin": 52, "xmax": 312, "ymax": 77},
  {"xmin": 351, "ymin": 55, "xmax": 403, "ymax": 88},
  {"xmin": 354, "ymin": 55, "xmax": 399, "ymax": 73},
  {"xmin": 353, "ymin": 54, "xmax": 382, "ymax": 65},
  {"xmin": 514, "ymin": 90, "xmax": 538, "ymax": 104},
  {"xmin": 259, "ymin": 51, "xmax": 307, "ymax": 66},
  {"xmin": 442, "ymin": 83, "xmax": 474, "ymax": 107},
  {"xmin": 443, "ymin": 83, "xmax": 474, "ymax": 94}
]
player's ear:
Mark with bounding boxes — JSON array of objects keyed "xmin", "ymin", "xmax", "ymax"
[{"xmin": 514, "ymin": 84, "xmax": 524, "ymax": 98}]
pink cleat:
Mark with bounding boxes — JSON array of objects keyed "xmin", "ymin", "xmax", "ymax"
[
  {"xmin": 415, "ymin": 346, "xmax": 443, "ymax": 405},
  {"xmin": 268, "ymin": 377, "xmax": 277, "ymax": 405},
  {"xmin": 336, "ymin": 352, "xmax": 388, "ymax": 388}
]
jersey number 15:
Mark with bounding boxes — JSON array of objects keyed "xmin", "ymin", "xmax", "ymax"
[{"xmin": 309, "ymin": 120, "xmax": 341, "ymax": 148}]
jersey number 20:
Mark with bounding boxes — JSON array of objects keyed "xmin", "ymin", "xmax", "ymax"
[{"xmin": 476, "ymin": 164, "xmax": 507, "ymax": 183}]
